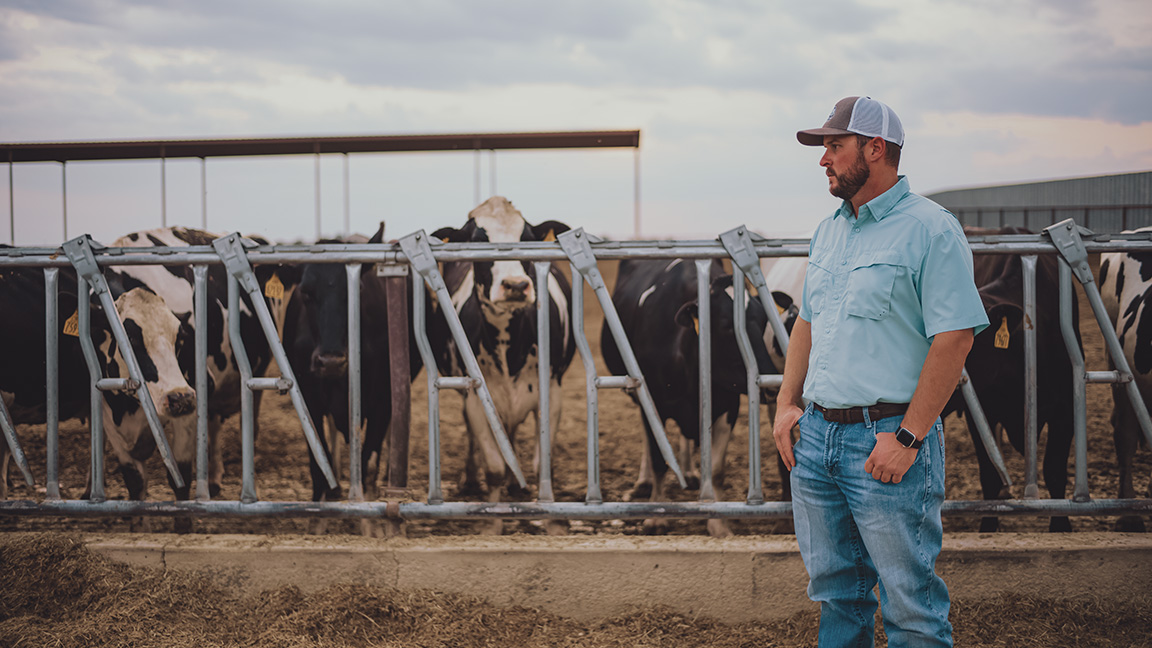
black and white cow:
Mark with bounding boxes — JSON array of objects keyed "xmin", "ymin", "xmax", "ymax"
[
  {"xmin": 428, "ymin": 196, "xmax": 576, "ymax": 534},
  {"xmin": 943, "ymin": 226, "xmax": 1080, "ymax": 532},
  {"xmin": 0, "ymin": 261, "xmax": 197, "ymax": 526},
  {"xmin": 601, "ymin": 257, "xmax": 790, "ymax": 537},
  {"xmin": 110, "ymin": 227, "xmax": 301, "ymax": 499},
  {"xmin": 1098, "ymin": 226, "xmax": 1152, "ymax": 531},
  {"xmin": 284, "ymin": 227, "xmax": 422, "ymax": 535}
]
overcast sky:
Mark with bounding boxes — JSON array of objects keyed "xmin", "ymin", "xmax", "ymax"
[{"xmin": 2, "ymin": 0, "xmax": 1150, "ymax": 245}]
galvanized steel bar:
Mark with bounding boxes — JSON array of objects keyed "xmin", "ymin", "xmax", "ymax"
[
  {"xmin": 227, "ymin": 274, "xmax": 258, "ymax": 503},
  {"xmin": 77, "ymin": 276, "xmax": 105, "ymax": 502},
  {"xmin": 0, "ymin": 386, "xmax": 33, "ymax": 490},
  {"xmin": 696, "ymin": 260, "xmax": 715, "ymax": 502},
  {"xmin": 411, "ymin": 274, "xmax": 443, "ymax": 504},
  {"xmin": 570, "ymin": 261, "xmax": 602, "ymax": 504},
  {"xmin": 347, "ymin": 263, "xmax": 363, "ymax": 501},
  {"xmin": 398, "ymin": 230, "xmax": 526, "ymax": 488},
  {"xmin": 213, "ymin": 233, "xmax": 337, "ymax": 491},
  {"xmin": 732, "ymin": 266, "xmax": 763, "ymax": 504},
  {"xmin": 1021, "ymin": 254, "xmax": 1040, "ymax": 498},
  {"xmin": 535, "ymin": 261, "xmax": 554, "ymax": 503},
  {"xmin": 62, "ymin": 235, "xmax": 184, "ymax": 487},
  {"xmin": 959, "ymin": 368, "xmax": 1013, "ymax": 489},
  {"xmin": 1059, "ymin": 261, "xmax": 1091, "ymax": 502},
  {"xmin": 556, "ymin": 228, "xmax": 685, "ymax": 487},
  {"xmin": 43, "ymin": 267, "xmax": 60, "ymax": 498},
  {"xmin": 193, "ymin": 265, "xmax": 210, "ymax": 501}
]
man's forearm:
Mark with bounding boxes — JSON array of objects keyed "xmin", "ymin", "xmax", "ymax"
[
  {"xmin": 778, "ymin": 317, "xmax": 812, "ymax": 408},
  {"xmin": 900, "ymin": 328, "xmax": 974, "ymax": 438}
]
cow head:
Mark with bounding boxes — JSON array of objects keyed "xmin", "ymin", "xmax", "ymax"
[
  {"xmin": 295, "ymin": 255, "xmax": 351, "ymax": 380},
  {"xmin": 432, "ymin": 196, "xmax": 570, "ymax": 315},
  {"xmin": 967, "ymin": 300, "xmax": 1026, "ymax": 388},
  {"xmin": 101, "ymin": 288, "xmax": 197, "ymax": 419},
  {"xmin": 672, "ymin": 275, "xmax": 790, "ymax": 392}
]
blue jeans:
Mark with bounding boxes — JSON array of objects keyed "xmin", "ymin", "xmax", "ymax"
[{"xmin": 791, "ymin": 403, "xmax": 952, "ymax": 648}]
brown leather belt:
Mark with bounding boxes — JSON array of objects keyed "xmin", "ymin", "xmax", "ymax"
[{"xmin": 813, "ymin": 402, "xmax": 909, "ymax": 424}]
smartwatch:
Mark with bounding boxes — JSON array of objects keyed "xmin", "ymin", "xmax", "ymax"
[{"xmin": 895, "ymin": 427, "xmax": 923, "ymax": 449}]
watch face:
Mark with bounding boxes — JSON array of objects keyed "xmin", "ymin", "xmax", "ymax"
[{"xmin": 896, "ymin": 427, "xmax": 918, "ymax": 448}]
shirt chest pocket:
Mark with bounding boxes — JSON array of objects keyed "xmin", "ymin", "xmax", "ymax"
[{"xmin": 845, "ymin": 253, "xmax": 907, "ymax": 320}]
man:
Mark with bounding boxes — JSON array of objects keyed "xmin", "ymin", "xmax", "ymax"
[{"xmin": 773, "ymin": 96, "xmax": 988, "ymax": 647}]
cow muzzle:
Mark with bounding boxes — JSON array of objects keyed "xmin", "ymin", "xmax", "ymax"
[
  {"xmin": 311, "ymin": 350, "xmax": 348, "ymax": 379},
  {"xmin": 493, "ymin": 276, "xmax": 536, "ymax": 305},
  {"xmin": 164, "ymin": 388, "xmax": 196, "ymax": 417}
]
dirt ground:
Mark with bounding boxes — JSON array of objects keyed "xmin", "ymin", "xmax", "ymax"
[{"xmin": 2, "ymin": 258, "xmax": 1152, "ymax": 646}]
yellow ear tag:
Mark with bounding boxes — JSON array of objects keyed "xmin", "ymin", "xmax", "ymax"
[
  {"xmin": 994, "ymin": 316, "xmax": 1010, "ymax": 349},
  {"xmin": 63, "ymin": 311, "xmax": 80, "ymax": 337},
  {"xmin": 264, "ymin": 273, "xmax": 284, "ymax": 299},
  {"xmin": 693, "ymin": 316, "xmax": 699, "ymax": 335}
]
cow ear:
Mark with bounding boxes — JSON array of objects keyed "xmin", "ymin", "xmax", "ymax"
[
  {"xmin": 984, "ymin": 303, "xmax": 1023, "ymax": 348},
  {"xmin": 770, "ymin": 290, "xmax": 794, "ymax": 313},
  {"xmin": 674, "ymin": 301, "xmax": 699, "ymax": 330},
  {"xmin": 532, "ymin": 220, "xmax": 570, "ymax": 243},
  {"xmin": 431, "ymin": 226, "xmax": 463, "ymax": 244},
  {"xmin": 368, "ymin": 221, "xmax": 386, "ymax": 244},
  {"xmin": 710, "ymin": 275, "xmax": 735, "ymax": 293}
]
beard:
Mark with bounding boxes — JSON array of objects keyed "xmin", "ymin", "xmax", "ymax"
[{"xmin": 828, "ymin": 149, "xmax": 870, "ymax": 201}]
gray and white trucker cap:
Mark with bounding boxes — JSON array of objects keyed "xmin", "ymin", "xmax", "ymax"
[{"xmin": 797, "ymin": 96, "xmax": 904, "ymax": 148}]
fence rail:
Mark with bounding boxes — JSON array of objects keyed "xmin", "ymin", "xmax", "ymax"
[{"xmin": 2, "ymin": 224, "xmax": 1151, "ymax": 527}]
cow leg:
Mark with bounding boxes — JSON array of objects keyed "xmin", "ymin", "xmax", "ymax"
[
  {"xmin": 308, "ymin": 406, "xmax": 341, "ymax": 535},
  {"xmin": 626, "ymin": 432, "xmax": 655, "ymax": 501},
  {"xmin": 642, "ymin": 421, "xmax": 670, "ymax": 535},
  {"xmin": 360, "ymin": 417, "xmax": 388, "ymax": 538},
  {"xmin": 681, "ymin": 436, "xmax": 700, "ymax": 491},
  {"xmin": 1113, "ymin": 388, "xmax": 1147, "ymax": 532},
  {"xmin": 704, "ymin": 411, "xmax": 735, "ymax": 539},
  {"xmin": 102, "ymin": 408, "xmax": 154, "ymax": 533},
  {"xmin": 208, "ymin": 417, "xmax": 225, "ymax": 499},
  {"xmin": 166, "ymin": 417, "xmax": 197, "ymax": 534},
  {"xmin": 458, "ymin": 393, "xmax": 485, "ymax": 498},
  {"xmin": 0, "ymin": 443, "xmax": 9, "ymax": 500},
  {"xmin": 1042, "ymin": 421, "xmax": 1073, "ymax": 532}
]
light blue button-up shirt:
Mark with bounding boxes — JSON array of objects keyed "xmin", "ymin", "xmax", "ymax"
[{"xmin": 798, "ymin": 176, "xmax": 989, "ymax": 409}]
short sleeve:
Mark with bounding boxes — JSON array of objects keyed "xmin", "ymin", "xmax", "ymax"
[
  {"xmin": 798, "ymin": 226, "xmax": 821, "ymax": 322},
  {"xmin": 918, "ymin": 228, "xmax": 989, "ymax": 338}
]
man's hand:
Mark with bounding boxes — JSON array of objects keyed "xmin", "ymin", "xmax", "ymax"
[
  {"xmin": 773, "ymin": 403, "xmax": 804, "ymax": 471},
  {"xmin": 864, "ymin": 433, "xmax": 918, "ymax": 483}
]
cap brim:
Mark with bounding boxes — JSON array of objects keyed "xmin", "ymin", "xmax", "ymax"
[{"xmin": 797, "ymin": 128, "xmax": 854, "ymax": 147}]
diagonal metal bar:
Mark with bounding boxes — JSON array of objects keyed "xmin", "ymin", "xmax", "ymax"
[
  {"xmin": 398, "ymin": 230, "xmax": 526, "ymax": 489},
  {"xmin": 719, "ymin": 226, "xmax": 789, "ymax": 357},
  {"xmin": 211, "ymin": 233, "xmax": 337, "ymax": 491},
  {"xmin": 556, "ymin": 228, "xmax": 685, "ymax": 487},
  {"xmin": 62, "ymin": 235, "xmax": 184, "ymax": 488},
  {"xmin": 731, "ymin": 265, "xmax": 763, "ymax": 504},
  {"xmin": 0, "ymin": 398, "xmax": 34, "ymax": 489},
  {"xmin": 958, "ymin": 368, "xmax": 1013, "ymax": 489}
]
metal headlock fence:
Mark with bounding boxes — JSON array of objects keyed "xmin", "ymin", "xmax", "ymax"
[{"xmin": 1, "ymin": 220, "xmax": 1151, "ymax": 526}]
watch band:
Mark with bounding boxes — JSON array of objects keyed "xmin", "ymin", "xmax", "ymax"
[{"xmin": 895, "ymin": 427, "xmax": 923, "ymax": 449}]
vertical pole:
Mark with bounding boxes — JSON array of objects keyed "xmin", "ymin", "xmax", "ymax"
[
  {"xmin": 343, "ymin": 153, "xmax": 351, "ymax": 236},
  {"xmin": 160, "ymin": 148, "xmax": 167, "ymax": 228},
  {"xmin": 228, "ymin": 274, "xmax": 258, "ymax": 503},
  {"xmin": 1021, "ymin": 255, "xmax": 1039, "ymax": 498},
  {"xmin": 570, "ymin": 261, "xmax": 602, "ymax": 503},
  {"xmin": 411, "ymin": 275, "xmax": 442, "ymax": 504},
  {"xmin": 347, "ymin": 264, "xmax": 363, "ymax": 501},
  {"xmin": 473, "ymin": 148, "xmax": 481, "ymax": 206},
  {"xmin": 386, "ymin": 269, "xmax": 412, "ymax": 538},
  {"xmin": 696, "ymin": 259, "xmax": 714, "ymax": 502},
  {"xmin": 61, "ymin": 161, "xmax": 67, "ymax": 240},
  {"xmin": 44, "ymin": 268, "xmax": 61, "ymax": 500},
  {"xmin": 193, "ymin": 265, "xmax": 210, "ymax": 501},
  {"xmin": 78, "ymin": 277, "xmax": 105, "ymax": 502},
  {"xmin": 1059, "ymin": 261, "xmax": 1091, "ymax": 502},
  {"xmin": 634, "ymin": 148, "xmax": 641, "ymax": 239},
  {"xmin": 200, "ymin": 157, "xmax": 207, "ymax": 230},
  {"xmin": 8, "ymin": 154, "xmax": 14, "ymax": 244},
  {"xmin": 535, "ymin": 261, "xmax": 553, "ymax": 502},
  {"xmin": 314, "ymin": 148, "xmax": 322, "ymax": 240},
  {"xmin": 489, "ymin": 149, "xmax": 497, "ymax": 198}
]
